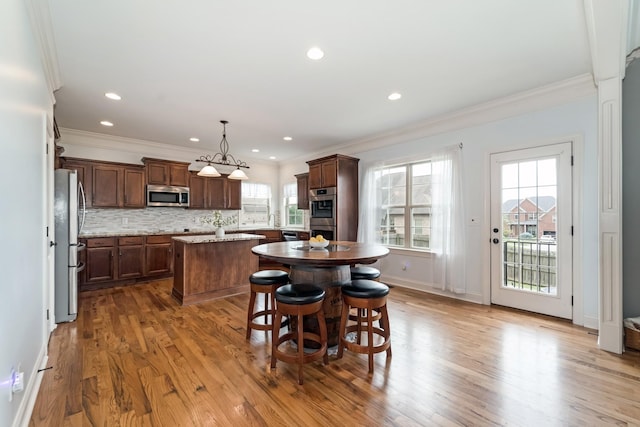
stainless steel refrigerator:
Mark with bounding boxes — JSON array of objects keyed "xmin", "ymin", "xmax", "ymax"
[{"xmin": 54, "ymin": 169, "xmax": 86, "ymax": 323}]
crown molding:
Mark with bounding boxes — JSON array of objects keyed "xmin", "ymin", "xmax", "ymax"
[
  {"xmin": 62, "ymin": 74, "xmax": 596, "ymax": 169},
  {"xmin": 24, "ymin": 0, "xmax": 61, "ymax": 98},
  {"xmin": 317, "ymin": 73, "xmax": 596, "ymax": 159},
  {"xmin": 58, "ymin": 127, "xmax": 271, "ymax": 168}
]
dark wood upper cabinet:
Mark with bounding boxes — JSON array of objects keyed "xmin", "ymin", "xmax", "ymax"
[
  {"xmin": 142, "ymin": 158, "xmax": 190, "ymax": 186},
  {"xmin": 92, "ymin": 165, "xmax": 120, "ymax": 207},
  {"xmin": 59, "ymin": 157, "xmax": 93, "ymax": 208},
  {"xmin": 190, "ymin": 172, "xmax": 241, "ymax": 210},
  {"xmin": 61, "ymin": 157, "xmax": 145, "ymax": 209},
  {"xmin": 123, "ymin": 168, "xmax": 145, "ymax": 207},
  {"xmin": 92, "ymin": 162, "xmax": 145, "ymax": 208},
  {"xmin": 307, "ymin": 156, "xmax": 341, "ymax": 189},
  {"xmin": 188, "ymin": 172, "xmax": 206, "ymax": 209},
  {"xmin": 226, "ymin": 179, "xmax": 242, "ymax": 210},
  {"xmin": 295, "ymin": 173, "xmax": 309, "ymax": 210}
]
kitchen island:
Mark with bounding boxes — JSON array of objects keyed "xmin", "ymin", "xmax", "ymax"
[{"xmin": 172, "ymin": 233, "xmax": 264, "ymax": 305}]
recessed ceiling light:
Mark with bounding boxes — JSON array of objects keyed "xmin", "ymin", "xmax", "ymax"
[
  {"xmin": 388, "ymin": 92, "xmax": 402, "ymax": 101},
  {"xmin": 283, "ymin": 136, "xmax": 292, "ymax": 141},
  {"xmin": 307, "ymin": 47, "xmax": 324, "ymax": 60},
  {"xmin": 269, "ymin": 156, "xmax": 276, "ymax": 160},
  {"xmin": 104, "ymin": 92, "xmax": 121, "ymax": 100},
  {"xmin": 189, "ymin": 137, "xmax": 200, "ymax": 142},
  {"xmin": 252, "ymin": 149, "xmax": 260, "ymax": 153},
  {"xmin": 100, "ymin": 120, "xmax": 114, "ymax": 127}
]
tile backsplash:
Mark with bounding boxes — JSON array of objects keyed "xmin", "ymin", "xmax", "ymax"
[{"xmin": 81, "ymin": 208, "xmax": 281, "ymax": 235}]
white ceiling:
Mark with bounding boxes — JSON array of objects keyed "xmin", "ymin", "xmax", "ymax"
[{"xmin": 48, "ymin": 0, "xmax": 594, "ymax": 164}]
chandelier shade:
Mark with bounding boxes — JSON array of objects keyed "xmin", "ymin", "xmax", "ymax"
[{"xmin": 195, "ymin": 120, "xmax": 249, "ymax": 180}]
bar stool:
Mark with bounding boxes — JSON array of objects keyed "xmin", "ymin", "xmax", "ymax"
[
  {"xmin": 349, "ymin": 266, "xmax": 382, "ymax": 324},
  {"xmin": 350, "ymin": 266, "xmax": 381, "ymax": 281},
  {"xmin": 338, "ymin": 279, "xmax": 391, "ymax": 374},
  {"xmin": 271, "ymin": 284, "xmax": 328, "ymax": 385},
  {"xmin": 246, "ymin": 270, "xmax": 289, "ymax": 340}
]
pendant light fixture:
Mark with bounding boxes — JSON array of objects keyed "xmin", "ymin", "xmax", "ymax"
[{"xmin": 196, "ymin": 120, "xmax": 249, "ymax": 179}]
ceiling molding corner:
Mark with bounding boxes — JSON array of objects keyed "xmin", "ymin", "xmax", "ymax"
[
  {"xmin": 324, "ymin": 74, "xmax": 596, "ymax": 157},
  {"xmin": 25, "ymin": 0, "xmax": 62, "ymax": 94}
]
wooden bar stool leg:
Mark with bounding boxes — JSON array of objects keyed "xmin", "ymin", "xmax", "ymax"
[
  {"xmin": 367, "ymin": 303, "xmax": 374, "ymax": 373},
  {"xmin": 317, "ymin": 309, "xmax": 329, "ymax": 365},
  {"xmin": 381, "ymin": 304, "xmax": 392, "ymax": 358},
  {"xmin": 297, "ymin": 310, "xmax": 305, "ymax": 384},
  {"xmin": 246, "ymin": 288, "xmax": 257, "ymax": 340},
  {"xmin": 271, "ymin": 311, "xmax": 282, "ymax": 369},
  {"xmin": 337, "ymin": 300, "xmax": 350, "ymax": 359}
]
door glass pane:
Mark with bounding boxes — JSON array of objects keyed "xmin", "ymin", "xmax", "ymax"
[{"xmin": 501, "ymin": 158, "xmax": 557, "ymax": 295}]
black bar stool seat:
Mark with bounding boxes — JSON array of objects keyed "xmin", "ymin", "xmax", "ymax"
[
  {"xmin": 246, "ymin": 270, "xmax": 289, "ymax": 340},
  {"xmin": 271, "ymin": 284, "xmax": 328, "ymax": 385},
  {"xmin": 350, "ymin": 266, "xmax": 381, "ymax": 280}
]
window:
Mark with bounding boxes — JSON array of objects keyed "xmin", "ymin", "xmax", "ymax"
[
  {"xmin": 376, "ymin": 161, "xmax": 432, "ymax": 250},
  {"xmin": 239, "ymin": 182, "xmax": 271, "ymax": 226},
  {"xmin": 283, "ymin": 183, "xmax": 305, "ymax": 227},
  {"xmin": 528, "ymin": 213, "xmax": 537, "ymax": 221}
]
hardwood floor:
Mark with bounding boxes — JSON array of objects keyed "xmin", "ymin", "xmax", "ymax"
[{"xmin": 30, "ymin": 279, "xmax": 640, "ymax": 426}]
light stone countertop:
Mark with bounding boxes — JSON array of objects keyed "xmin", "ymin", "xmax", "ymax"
[
  {"xmin": 79, "ymin": 227, "xmax": 307, "ymax": 238},
  {"xmin": 172, "ymin": 233, "xmax": 265, "ymax": 244}
]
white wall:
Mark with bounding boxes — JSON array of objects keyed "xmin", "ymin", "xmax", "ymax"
[
  {"xmin": 0, "ymin": 0, "xmax": 54, "ymax": 425},
  {"xmin": 283, "ymin": 96, "xmax": 599, "ymax": 326}
]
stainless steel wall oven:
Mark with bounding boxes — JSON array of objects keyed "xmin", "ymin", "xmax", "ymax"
[{"xmin": 310, "ymin": 187, "xmax": 336, "ymax": 227}]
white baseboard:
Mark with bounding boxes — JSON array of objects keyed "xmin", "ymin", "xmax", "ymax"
[
  {"xmin": 13, "ymin": 345, "xmax": 48, "ymax": 427},
  {"xmin": 383, "ymin": 275, "xmax": 484, "ymax": 305},
  {"xmin": 583, "ymin": 315, "xmax": 599, "ymax": 331}
]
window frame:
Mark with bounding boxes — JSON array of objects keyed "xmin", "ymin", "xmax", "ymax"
[
  {"xmin": 378, "ymin": 160, "xmax": 432, "ymax": 252},
  {"xmin": 282, "ymin": 182, "xmax": 305, "ymax": 228}
]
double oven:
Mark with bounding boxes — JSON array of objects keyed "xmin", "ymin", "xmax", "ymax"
[{"xmin": 309, "ymin": 187, "xmax": 336, "ymax": 241}]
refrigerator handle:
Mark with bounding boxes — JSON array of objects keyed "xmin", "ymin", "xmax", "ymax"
[{"xmin": 78, "ymin": 181, "xmax": 86, "ymax": 233}]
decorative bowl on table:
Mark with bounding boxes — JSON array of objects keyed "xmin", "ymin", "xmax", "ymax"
[{"xmin": 309, "ymin": 239, "xmax": 330, "ymax": 249}]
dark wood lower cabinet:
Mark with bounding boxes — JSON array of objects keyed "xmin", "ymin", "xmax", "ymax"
[
  {"xmin": 85, "ymin": 246, "xmax": 115, "ymax": 283},
  {"xmin": 118, "ymin": 236, "xmax": 144, "ymax": 279},
  {"xmin": 145, "ymin": 235, "xmax": 173, "ymax": 276},
  {"xmin": 80, "ymin": 234, "xmax": 173, "ymax": 290}
]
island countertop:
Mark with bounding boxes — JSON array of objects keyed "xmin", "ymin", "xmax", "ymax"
[{"xmin": 172, "ymin": 233, "xmax": 264, "ymax": 244}]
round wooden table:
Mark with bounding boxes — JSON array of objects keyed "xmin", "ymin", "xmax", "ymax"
[{"xmin": 251, "ymin": 241, "xmax": 389, "ymax": 346}]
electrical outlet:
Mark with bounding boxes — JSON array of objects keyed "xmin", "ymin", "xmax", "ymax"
[
  {"xmin": 8, "ymin": 368, "xmax": 14, "ymax": 402},
  {"xmin": 12, "ymin": 371, "xmax": 24, "ymax": 393}
]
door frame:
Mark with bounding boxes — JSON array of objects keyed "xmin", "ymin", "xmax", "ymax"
[{"xmin": 482, "ymin": 135, "xmax": 584, "ymax": 326}]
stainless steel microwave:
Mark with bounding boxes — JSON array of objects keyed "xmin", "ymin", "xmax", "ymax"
[{"xmin": 146, "ymin": 185, "xmax": 190, "ymax": 207}]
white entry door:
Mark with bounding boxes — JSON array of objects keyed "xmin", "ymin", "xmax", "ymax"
[{"xmin": 490, "ymin": 142, "xmax": 573, "ymax": 319}]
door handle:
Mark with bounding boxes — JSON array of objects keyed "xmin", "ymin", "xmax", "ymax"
[{"xmin": 492, "ymin": 238, "xmax": 500, "ymax": 244}]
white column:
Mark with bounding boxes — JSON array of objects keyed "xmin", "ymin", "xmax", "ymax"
[{"xmin": 597, "ymin": 77, "xmax": 623, "ymax": 353}]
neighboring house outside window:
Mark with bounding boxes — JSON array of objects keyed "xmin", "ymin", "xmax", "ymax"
[
  {"xmin": 377, "ymin": 161, "xmax": 432, "ymax": 250},
  {"xmin": 240, "ymin": 182, "xmax": 271, "ymax": 227},
  {"xmin": 283, "ymin": 182, "xmax": 305, "ymax": 227}
]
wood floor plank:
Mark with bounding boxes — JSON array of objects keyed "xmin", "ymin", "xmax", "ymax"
[{"xmin": 31, "ymin": 279, "xmax": 640, "ymax": 426}]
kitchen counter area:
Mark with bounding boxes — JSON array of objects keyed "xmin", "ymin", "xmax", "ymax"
[
  {"xmin": 172, "ymin": 233, "xmax": 265, "ymax": 305},
  {"xmin": 79, "ymin": 227, "xmax": 308, "ymax": 238}
]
